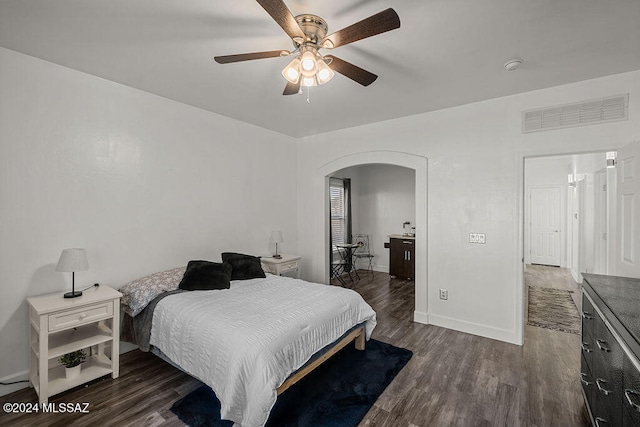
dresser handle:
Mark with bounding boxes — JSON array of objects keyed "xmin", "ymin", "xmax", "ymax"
[
  {"xmin": 625, "ymin": 389, "xmax": 640, "ymax": 412},
  {"xmin": 596, "ymin": 378, "xmax": 612, "ymax": 396},
  {"xmin": 596, "ymin": 339, "xmax": 611, "ymax": 352},
  {"xmin": 582, "ymin": 311, "xmax": 593, "ymax": 320},
  {"xmin": 581, "ymin": 343, "xmax": 592, "ymax": 353},
  {"xmin": 595, "ymin": 417, "xmax": 609, "ymax": 426},
  {"xmin": 580, "ymin": 373, "xmax": 592, "ymax": 386}
]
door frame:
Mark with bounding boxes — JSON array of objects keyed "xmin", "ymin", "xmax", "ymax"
[
  {"xmin": 516, "ymin": 146, "xmax": 620, "ymax": 345},
  {"xmin": 317, "ymin": 151, "xmax": 429, "ymax": 324}
]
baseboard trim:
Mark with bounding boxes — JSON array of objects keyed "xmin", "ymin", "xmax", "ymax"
[
  {"xmin": 571, "ymin": 269, "xmax": 583, "ymax": 284},
  {"xmin": 429, "ymin": 313, "xmax": 520, "ymax": 345},
  {"xmin": 413, "ymin": 311, "xmax": 429, "ymax": 324}
]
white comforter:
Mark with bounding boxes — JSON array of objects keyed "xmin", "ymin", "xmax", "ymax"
[{"xmin": 149, "ymin": 274, "xmax": 376, "ymax": 427}]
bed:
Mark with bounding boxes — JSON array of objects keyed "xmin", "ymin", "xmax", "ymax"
[{"xmin": 120, "ymin": 256, "xmax": 377, "ymax": 427}]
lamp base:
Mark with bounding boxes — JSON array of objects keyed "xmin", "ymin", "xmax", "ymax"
[
  {"xmin": 64, "ymin": 291, "xmax": 83, "ymax": 299},
  {"xmin": 272, "ymin": 255, "xmax": 282, "ymax": 259}
]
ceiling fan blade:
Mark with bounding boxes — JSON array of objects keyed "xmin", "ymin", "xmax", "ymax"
[
  {"xmin": 214, "ymin": 50, "xmax": 288, "ymax": 64},
  {"xmin": 324, "ymin": 55, "xmax": 378, "ymax": 86},
  {"xmin": 283, "ymin": 80, "xmax": 301, "ymax": 95},
  {"xmin": 322, "ymin": 8, "xmax": 400, "ymax": 49},
  {"xmin": 256, "ymin": 0, "xmax": 306, "ymax": 42}
]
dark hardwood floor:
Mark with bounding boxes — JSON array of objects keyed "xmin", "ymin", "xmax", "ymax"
[{"xmin": 2, "ymin": 267, "xmax": 589, "ymax": 426}]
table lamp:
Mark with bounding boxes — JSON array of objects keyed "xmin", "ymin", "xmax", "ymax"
[
  {"xmin": 269, "ymin": 231, "xmax": 283, "ymax": 259},
  {"xmin": 56, "ymin": 248, "xmax": 89, "ymax": 298}
]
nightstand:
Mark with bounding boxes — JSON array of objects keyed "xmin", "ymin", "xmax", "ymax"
[
  {"xmin": 261, "ymin": 254, "xmax": 301, "ymax": 278},
  {"xmin": 27, "ymin": 285, "xmax": 122, "ymax": 405}
]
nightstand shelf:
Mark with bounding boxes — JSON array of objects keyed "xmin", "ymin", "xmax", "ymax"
[
  {"xmin": 40, "ymin": 323, "xmax": 114, "ymax": 360},
  {"xmin": 27, "ymin": 285, "xmax": 122, "ymax": 405},
  {"xmin": 45, "ymin": 354, "xmax": 113, "ymax": 397}
]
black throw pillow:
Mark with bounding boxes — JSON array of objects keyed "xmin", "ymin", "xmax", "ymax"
[
  {"xmin": 221, "ymin": 252, "xmax": 266, "ymax": 281},
  {"xmin": 178, "ymin": 260, "xmax": 232, "ymax": 291}
]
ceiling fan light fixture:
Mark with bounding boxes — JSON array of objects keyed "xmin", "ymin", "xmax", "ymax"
[
  {"xmin": 282, "ymin": 57, "xmax": 301, "ymax": 83},
  {"xmin": 215, "ymin": 4, "xmax": 401, "ymax": 96},
  {"xmin": 316, "ymin": 61, "xmax": 334, "ymax": 84},
  {"xmin": 301, "ymin": 75, "xmax": 317, "ymax": 87},
  {"xmin": 300, "ymin": 49, "xmax": 318, "ymax": 76}
]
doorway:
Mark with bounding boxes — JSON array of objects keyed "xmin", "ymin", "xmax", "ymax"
[
  {"xmin": 328, "ymin": 164, "xmax": 416, "ymax": 281},
  {"xmin": 521, "ymin": 151, "xmax": 610, "ymax": 344},
  {"xmin": 524, "ymin": 152, "xmax": 609, "ymax": 275},
  {"xmin": 317, "ymin": 151, "xmax": 428, "ymax": 324}
]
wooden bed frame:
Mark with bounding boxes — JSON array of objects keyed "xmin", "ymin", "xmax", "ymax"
[
  {"xmin": 146, "ymin": 324, "xmax": 366, "ymax": 397},
  {"xmin": 276, "ymin": 325, "xmax": 365, "ymax": 395}
]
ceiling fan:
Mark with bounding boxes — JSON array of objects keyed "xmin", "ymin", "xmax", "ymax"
[{"xmin": 214, "ymin": 0, "xmax": 401, "ymax": 95}]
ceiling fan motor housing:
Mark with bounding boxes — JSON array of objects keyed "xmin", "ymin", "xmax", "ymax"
[{"xmin": 295, "ymin": 14, "xmax": 328, "ymax": 46}]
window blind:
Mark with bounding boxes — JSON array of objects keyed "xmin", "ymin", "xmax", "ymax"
[{"xmin": 329, "ymin": 178, "xmax": 346, "ymax": 248}]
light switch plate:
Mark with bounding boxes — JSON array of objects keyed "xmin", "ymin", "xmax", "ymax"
[{"xmin": 469, "ymin": 233, "xmax": 486, "ymax": 244}]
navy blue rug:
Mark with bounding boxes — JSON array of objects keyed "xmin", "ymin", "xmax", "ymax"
[{"xmin": 170, "ymin": 339, "xmax": 412, "ymax": 427}]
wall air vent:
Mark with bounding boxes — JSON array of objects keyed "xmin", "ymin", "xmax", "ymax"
[{"xmin": 522, "ymin": 94, "xmax": 628, "ymax": 133}]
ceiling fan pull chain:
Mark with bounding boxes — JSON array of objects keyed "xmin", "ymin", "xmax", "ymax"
[{"xmin": 307, "ymin": 86, "xmax": 311, "ymax": 103}]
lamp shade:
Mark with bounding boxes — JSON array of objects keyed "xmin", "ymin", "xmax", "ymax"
[
  {"xmin": 269, "ymin": 231, "xmax": 284, "ymax": 244},
  {"xmin": 56, "ymin": 248, "xmax": 89, "ymax": 272}
]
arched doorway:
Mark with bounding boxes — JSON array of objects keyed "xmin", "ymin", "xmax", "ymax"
[{"xmin": 317, "ymin": 151, "xmax": 429, "ymax": 323}]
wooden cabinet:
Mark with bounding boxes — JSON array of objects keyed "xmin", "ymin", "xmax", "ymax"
[
  {"xmin": 581, "ymin": 274, "xmax": 640, "ymax": 427},
  {"xmin": 387, "ymin": 235, "xmax": 414, "ymax": 280},
  {"xmin": 27, "ymin": 285, "xmax": 122, "ymax": 405}
]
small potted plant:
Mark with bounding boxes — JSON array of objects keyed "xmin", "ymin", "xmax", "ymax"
[{"xmin": 59, "ymin": 349, "xmax": 86, "ymax": 380}]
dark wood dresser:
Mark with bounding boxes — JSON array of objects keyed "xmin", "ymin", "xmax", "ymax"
[{"xmin": 581, "ymin": 273, "xmax": 640, "ymax": 426}]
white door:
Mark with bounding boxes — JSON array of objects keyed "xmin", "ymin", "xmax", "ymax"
[
  {"xmin": 615, "ymin": 141, "xmax": 640, "ymax": 278},
  {"xmin": 530, "ymin": 186, "xmax": 561, "ymax": 266}
]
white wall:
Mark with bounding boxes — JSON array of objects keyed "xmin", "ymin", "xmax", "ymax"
[
  {"xmin": 296, "ymin": 70, "xmax": 640, "ymax": 345},
  {"xmin": 0, "ymin": 47, "xmax": 298, "ymax": 393}
]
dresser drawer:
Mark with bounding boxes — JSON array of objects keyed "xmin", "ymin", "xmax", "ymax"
[
  {"xmin": 48, "ymin": 302, "xmax": 113, "ymax": 332},
  {"xmin": 280, "ymin": 261, "xmax": 298, "ymax": 272},
  {"xmin": 582, "ymin": 293, "xmax": 596, "ymax": 339}
]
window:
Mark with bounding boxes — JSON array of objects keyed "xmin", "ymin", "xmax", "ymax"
[{"xmin": 330, "ymin": 178, "xmax": 346, "ymax": 249}]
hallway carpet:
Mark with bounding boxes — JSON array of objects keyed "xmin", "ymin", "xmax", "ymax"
[{"xmin": 527, "ymin": 286, "xmax": 581, "ymax": 334}]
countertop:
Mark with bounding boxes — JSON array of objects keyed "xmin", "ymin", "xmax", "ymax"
[
  {"xmin": 582, "ymin": 273, "xmax": 640, "ymax": 360},
  {"xmin": 388, "ymin": 234, "xmax": 415, "ymax": 240}
]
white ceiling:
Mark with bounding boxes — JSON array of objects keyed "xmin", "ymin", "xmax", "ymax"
[{"xmin": 1, "ymin": 0, "xmax": 639, "ymax": 138}]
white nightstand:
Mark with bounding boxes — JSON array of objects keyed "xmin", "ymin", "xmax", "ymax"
[
  {"xmin": 27, "ymin": 285, "xmax": 122, "ymax": 405},
  {"xmin": 261, "ymin": 254, "xmax": 301, "ymax": 278}
]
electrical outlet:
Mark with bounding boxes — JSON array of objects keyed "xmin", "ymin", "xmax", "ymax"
[
  {"xmin": 469, "ymin": 233, "xmax": 486, "ymax": 244},
  {"xmin": 439, "ymin": 289, "xmax": 448, "ymax": 300}
]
